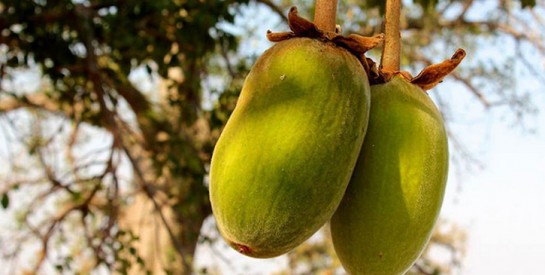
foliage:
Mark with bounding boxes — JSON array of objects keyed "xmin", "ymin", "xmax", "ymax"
[
  {"xmin": 0, "ymin": 0, "xmax": 544, "ymax": 274},
  {"xmin": 0, "ymin": 0, "xmax": 248, "ymax": 273}
]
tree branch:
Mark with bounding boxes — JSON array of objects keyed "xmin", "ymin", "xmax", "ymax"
[
  {"xmin": 455, "ymin": 0, "xmax": 474, "ymax": 23},
  {"xmin": 0, "ymin": 93, "xmax": 64, "ymax": 114},
  {"xmin": 451, "ymin": 72, "xmax": 491, "ymax": 107},
  {"xmin": 31, "ymin": 182, "xmax": 101, "ymax": 273},
  {"xmin": 254, "ymin": 0, "xmax": 288, "ymax": 22}
]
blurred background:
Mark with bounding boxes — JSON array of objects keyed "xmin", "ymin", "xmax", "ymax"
[{"xmin": 1, "ymin": 0, "xmax": 544, "ymax": 274}]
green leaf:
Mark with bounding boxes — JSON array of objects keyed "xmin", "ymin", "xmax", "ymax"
[
  {"xmin": 1, "ymin": 193, "xmax": 9, "ymax": 209},
  {"xmin": 520, "ymin": 0, "xmax": 536, "ymax": 8}
]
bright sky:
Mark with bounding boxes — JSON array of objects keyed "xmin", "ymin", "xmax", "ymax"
[{"xmin": 441, "ymin": 109, "xmax": 545, "ymax": 275}]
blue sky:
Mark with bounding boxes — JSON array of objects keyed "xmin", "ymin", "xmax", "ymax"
[{"xmin": 441, "ymin": 107, "xmax": 545, "ymax": 274}]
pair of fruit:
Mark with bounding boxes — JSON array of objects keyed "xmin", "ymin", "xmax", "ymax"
[{"xmin": 210, "ymin": 7, "xmax": 464, "ymax": 274}]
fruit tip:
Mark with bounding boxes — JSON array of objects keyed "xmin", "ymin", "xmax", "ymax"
[{"xmin": 232, "ymin": 241, "xmax": 253, "ymax": 255}]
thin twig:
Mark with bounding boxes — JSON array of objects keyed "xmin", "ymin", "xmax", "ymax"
[
  {"xmin": 122, "ymin": 145, "xmax": 192, "ymax": 274},
  {"xmin": 455, "ymin": 0, "xmax": 474, "ymax": 23},
  {"xmin": 451, "ymin": 72, "xmax": 491, "ymax": 107},
  {"xmin": 31, "ymin": 183, "xmax": 101, "ymax": 273},
  {"xmin": 254, "ymin": 0, "xmax": 288, "ymax": 22}
]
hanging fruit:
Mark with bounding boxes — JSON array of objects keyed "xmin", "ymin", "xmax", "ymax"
[
  {"xmin": 209, "ymin": 7, "xmax": 381, "ymax": 258},
  {"xmin": 331, "ymin": 75, "xmax": 450, "ymax": 274},
  {"xmin": 330, "ymin": 0, "xmax": 466, "ymax": 273}
]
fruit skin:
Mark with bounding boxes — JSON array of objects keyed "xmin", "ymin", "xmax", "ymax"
[
  {"xmin": 210, "ymin": 38, "xmax": 370, "ymax": 258},
  {"xmin": 331, "ymin": 76, "xmax": 449, "ymax": 274}
]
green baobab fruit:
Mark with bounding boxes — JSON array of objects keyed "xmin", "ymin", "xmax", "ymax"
[
  {"xmin": 210, "ymin": 37, "xmax": 370, "ymax": 258},
  {"xmin": 331, "ymin": 76, "xmax": 449, "ymax": 274}
]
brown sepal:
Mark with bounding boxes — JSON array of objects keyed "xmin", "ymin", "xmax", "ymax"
[
  {"xmin": 365, "ymin": 57, "xmax": 380, "ymax": 82},
  {"xmin": 265, "ymin": 6, "xmax": 385, "ymax": 80},
  {"xmin": 266, "ymin": 30, "xmax": 295, "ymax": 42},
  {"xmin": 333, "ymin": 34, "xmax": 384, "ymax": 55},
  {"xmin": 411, "ymin": 49, "xmax": 467, "ymax": 90},
  {"xmin": 288, "ymin": 6, "xmax": 322, "ymax": 38}
]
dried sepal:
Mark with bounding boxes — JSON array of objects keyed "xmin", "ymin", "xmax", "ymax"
[
  {"xmin": 360, "ymin": 57, "xmax": 380, "ymax": 82},
  {"xmin": 411, "ymin": 49, "xmax": 467, "ymax": 90},
  {"xmin": 333, "ymin": 34, "xmax": 384, "ymax": 55},
  {"xmin": 359, "ymin": 55, "xmax": 371, "ymax": 76},
  {"xmin": 366, "ymin": 58, "xmax": 380, "ymax": 80},
  {"xmin": 398, "ymin": 71, "xmax": 413, "ymax": 81},
  {"xmin": 377, "ymin": 71, "xmax": 394, "ymax": 83},
  {"xmin": 288, "ymin": 6, "xmax": 322, "ymax": 38},
  {"xmin": 266, "ymin": 30, "xmax": 295, "ymax": 42},
  {"xmin": 267, "ymin": 5, "xmax": 465, "ymax": 91},
  {"xmin": 265, "ymin": 6, "xmax": 385, "ymax": 80}
]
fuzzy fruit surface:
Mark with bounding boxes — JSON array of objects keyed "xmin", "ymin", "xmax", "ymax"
[
  {"xmin": 331, "ymin": 76, "xmax": 448, "ymax": 274},
  {"xmin": 210, "ymin": 38, "xmax": 370, "ymax": 258}
]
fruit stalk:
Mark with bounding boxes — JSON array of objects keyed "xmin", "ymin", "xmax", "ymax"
[
  {"xmin": 314, "ymin": 0, "xmax": 338, "ymax": 33},
  {"xmin": 380, "ymin": 0, "xmax": 401, "ymax": 74}
]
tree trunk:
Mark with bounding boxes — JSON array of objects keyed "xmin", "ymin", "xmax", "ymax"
[
  {"xmin": 119, "ymin": 66, "xmax": 213, "ymax": 274},
  {"xmin": 119, "ymin": 177, "xmax": 210, "ymax": 274}
]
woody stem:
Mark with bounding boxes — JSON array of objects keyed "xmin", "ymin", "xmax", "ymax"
[
  {"xmin": 314, "ymin": 0, "xmax": 338, "ymax": 33},
  {"xmin": 380, "ymin": 0, "xmax": 402, "ymax": 73}
]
